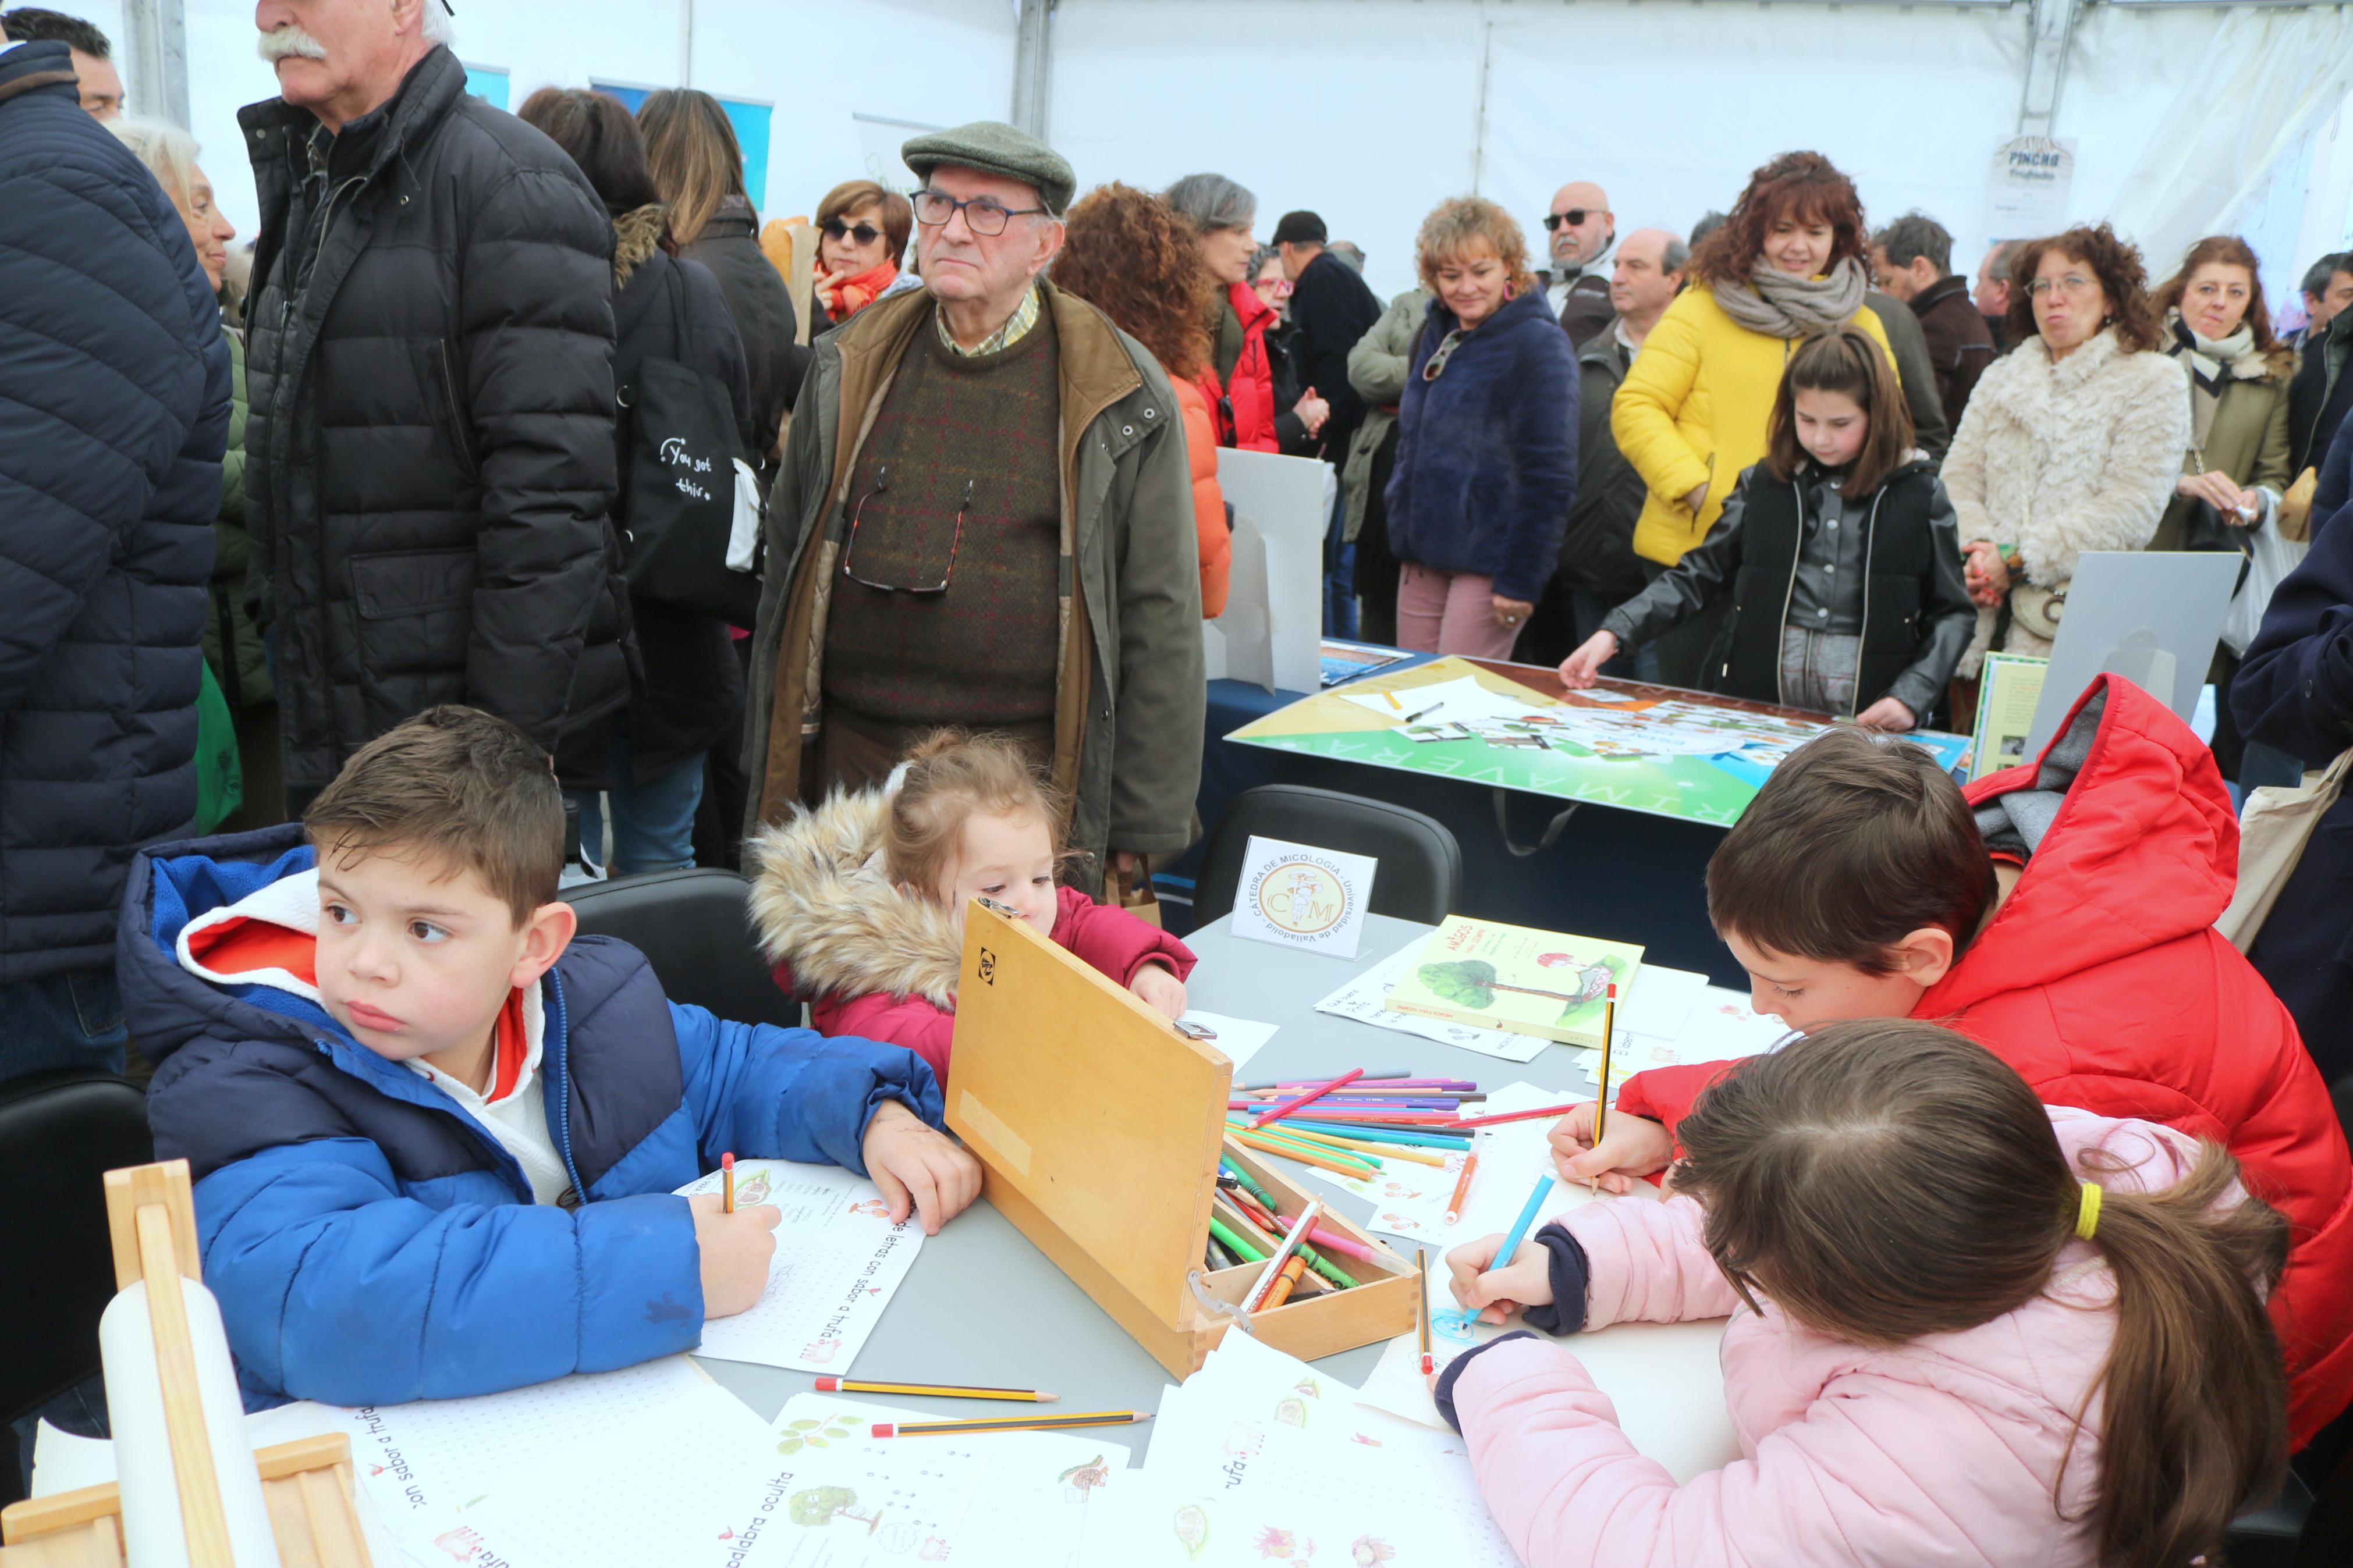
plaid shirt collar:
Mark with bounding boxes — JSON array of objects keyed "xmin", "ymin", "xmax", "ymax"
[{"xmin": 937, "ymin": 285, "xmax": 1041, "ymax": 357}]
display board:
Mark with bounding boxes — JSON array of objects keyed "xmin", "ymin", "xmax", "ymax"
[{"xmin": 1227, "ymin": 657, "xmax": 1968, "ymax": 828}]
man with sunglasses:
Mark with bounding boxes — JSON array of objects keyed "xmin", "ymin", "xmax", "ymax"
[
  {"xmin": 1542, "ymin": 182, "xmax": 1617, "ymax": 347},
  {"xmin": 744, "ymin": 121, "xmax": 1205, "ymax": 904}
]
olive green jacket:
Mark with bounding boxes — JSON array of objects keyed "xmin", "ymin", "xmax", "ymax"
[
  {"xmin": 1341, "ymin": 289, "xmax": 1431, "ymax": 543},
  {"xmin": 2150, "ymin": 339, "xmax": 2296, "ymax": 552},
  {"xmin": 203, "ymin": 330, "xmax": 272, "ymax": 712},
  {"xmin": 741, "ymin": 280, "xmax": 1205, "ymax": 889}
]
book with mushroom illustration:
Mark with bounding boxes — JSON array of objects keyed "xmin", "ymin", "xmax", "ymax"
[{"xmin": 1382, "ymin": 915, "xmax": 1643, "ymax": 1047}]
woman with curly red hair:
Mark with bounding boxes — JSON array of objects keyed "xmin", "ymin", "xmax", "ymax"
[
  {"xmin": 1943, "ymin": 224, "xmax": 2189, "ymax": 671},
  {"xmin": 1612, "ymin": 152, "xmax": 1900, "ymax": 684},
  {"xmin": 1053, "ymin": 183, "xmax": 1231, "ymax": 617}
]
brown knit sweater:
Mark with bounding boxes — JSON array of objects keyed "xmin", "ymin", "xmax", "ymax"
[{"xmin": 822, "ymin": 308, "xmax": 1063, "ymax": 726}]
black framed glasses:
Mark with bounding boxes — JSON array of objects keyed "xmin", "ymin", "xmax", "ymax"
[
  {"xmin": 822, "ymin": 219, "xmax": 882, "ymax": 246},
  {"xmin": 839, "ymin": 467, "xmax": 972, "ymax": 594},
  {"xmin": 1542, "ymin": 208, "xmax": 1592, "ymax": 232},
  {"xmin": 913, "ymin": 189, "xmax": 1050, "ymax": 237}
]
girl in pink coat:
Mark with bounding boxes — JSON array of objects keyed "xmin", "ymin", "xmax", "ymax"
[
  {"xmin": 748, "ymin": 730, "xmax": 1195, "ymax": 1086},
  {"xmin": 1440, "ymin": 1019, "xmax": 2288, "ymax": 1568}
]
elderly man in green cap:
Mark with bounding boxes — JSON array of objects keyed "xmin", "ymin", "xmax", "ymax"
[{"xmin": 743, "ymin": 121, "xmax": 1205, "ymax": 898}]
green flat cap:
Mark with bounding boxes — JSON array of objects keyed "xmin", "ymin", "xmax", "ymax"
[{"xmin": 902, "ymin": 120, "xmax": 1076, "ymax": 218}]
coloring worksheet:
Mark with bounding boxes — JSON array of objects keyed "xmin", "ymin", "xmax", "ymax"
[
  {"xmin": 673, "ymin": 1160, "xmax": 925, "ymax": 1373},
  {"xmin": 755, "ymin": 1392, "xmax": 1134, "ymax": 1567},
  {"xmin": 1330, "ymin": 1082, "xmax": 1587, "ymax": 1244},
  {"xmin": 1312, "ymin": 940, "xmax": 1552, "ymax": 1064},
  {"xmin": 1128, "ymin": 1331, "xmax": 1518, "ymax": 1567}
]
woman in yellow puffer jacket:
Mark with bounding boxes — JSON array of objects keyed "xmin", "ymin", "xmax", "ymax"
[{"xmin": 1613, "ymin": 152, "xmax": 1900, "ymax": 682}]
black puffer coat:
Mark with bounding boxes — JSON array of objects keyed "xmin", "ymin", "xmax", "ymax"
[
  {"xmin": 240, "ymin": 46, "xmax": 630, "ymax": 790},
  {"xmin": 680, "ymin": 195, "xmax": 808, "ymax": 463},
  {"xmin": 0, "ymin": 42, "xmax": 232, "ymax": 980},
  {"xmin": 559, "ymin": 207, "xmax": 753, "ymax": 789}
]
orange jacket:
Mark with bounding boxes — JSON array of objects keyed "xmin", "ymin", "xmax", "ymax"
[{"xmin": 1172, "ymin": 376, "xmax": 1231, "ymax": 618}]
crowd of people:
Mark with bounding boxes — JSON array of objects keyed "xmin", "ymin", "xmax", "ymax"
[{"xmin": 9, "ymin": 1, "xmax": 2353, "ymax": 1560}]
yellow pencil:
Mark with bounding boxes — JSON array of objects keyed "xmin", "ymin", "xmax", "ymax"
[
  {"xmin": 1226, "ymin": 1120, "xmax": 1382, "ymax": 1170},
  {"xmin": 1266, "ymin": 1124, "xmax": 1446, "ymax": 1168},
  {"xmin": 814, "ymin": 1377, "xmax": 1057, "ymax": 1402},
  {"xmin": 1594, "ymin": 985, "xmax": 1618, "ymax": 1144},
  {"xmin": 869, "ymin": 1411, "xmax": 1149, "ymax": 1438}
]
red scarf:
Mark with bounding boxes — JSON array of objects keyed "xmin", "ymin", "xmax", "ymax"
[{"xmin": 821, "ymin": 258, "xmax": 899, "ymax": 321}]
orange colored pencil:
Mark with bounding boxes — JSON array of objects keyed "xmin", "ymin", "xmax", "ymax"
[{"xmin": 1443, "ymin": 1131, "xmax": 1483, "ymax": 1225}]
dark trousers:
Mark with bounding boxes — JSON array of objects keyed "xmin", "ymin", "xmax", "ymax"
[
  {"xmin": 1637, "ymin": 556, "xmax": 1730, "ymax": 689},
  {"xmin": 1353, "ymin": 427, "xmax": 1404, "ymax": 646}
]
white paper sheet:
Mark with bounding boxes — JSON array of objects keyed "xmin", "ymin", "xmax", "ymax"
[
  {"xmin": 1128, "ymin": 1331, "xmax": 1517, "ymax": 1567},
  {"xmin": 1351, "ymin": 1253, "xmax": 1741, "ymax": 1485},
  {"xmin": 760, "ymin": 1391, "xmax": 1134, "ymax": 1566},
  {"xmin": 1180, "ymin": 1009, "xmax": 1279, "ymax": 1072},
  {"xmin": 672, "ymin": 1159, "xmax": 924, "ymax": 1372}
]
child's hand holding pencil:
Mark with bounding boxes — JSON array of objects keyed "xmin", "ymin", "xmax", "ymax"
[
  {"xmin": 1445, "ymin": 1232, "xmax": 1555, "ymax": 1326},
  {"xmin": 1548, "ymin": 1101, "xmax": 1674, "ymax": 1195}
]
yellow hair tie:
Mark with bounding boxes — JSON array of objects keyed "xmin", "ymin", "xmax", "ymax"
[{"xmin": 2075, "ymin": 1181, "xmax": 2103, "ymax": 1240}]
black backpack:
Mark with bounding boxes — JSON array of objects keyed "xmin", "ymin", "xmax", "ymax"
[{"xmin": 614, "ymin": 260, "xmax": 764, "ymax": 627}]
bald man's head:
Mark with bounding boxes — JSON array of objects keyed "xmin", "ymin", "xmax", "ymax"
[{"xmin": 1546, "ymin": 181, "xmax": 1614, "ymax": 271}]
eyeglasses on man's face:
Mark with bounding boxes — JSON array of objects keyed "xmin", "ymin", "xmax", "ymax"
[
  {"xmin": 1543, "ymin": 208, "xmax": 1594, "ymax": 232},
  {"xmin": 913, "ymin": 189, "xmax": 1050, "ymax": 237},
  {"xmin": 822, "ymin": 218, "xmax": 882, "ymax": 246}
]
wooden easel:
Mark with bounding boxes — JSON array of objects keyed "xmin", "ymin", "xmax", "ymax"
[{"xmin": 0, "ymin": 1161, "xmax": 371, "ymax": 1567}]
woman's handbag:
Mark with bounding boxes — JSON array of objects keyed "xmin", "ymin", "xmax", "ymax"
[
  {"xmin": 614, "ymin": 265, "xmax": 765, "ymax": 627},
  {"xmin": 2216, "ymin": 745, "xmax": 2353, "ymax": 951},
  {"xmin": 2010, "ymin": 581, "xmax": 2067, "ymax": 641}
]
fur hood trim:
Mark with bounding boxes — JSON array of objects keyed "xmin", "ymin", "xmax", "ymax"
[
  {"xmin": 613, "ymin": 204, "xmax": 669, "ymax": 290},
  {"xmin": 744, "ymin": 788, "xmax": 963, "ymax": 1008}
]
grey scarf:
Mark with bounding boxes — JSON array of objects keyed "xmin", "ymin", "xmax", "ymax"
[{"xmin": 1712, "ymin": 257, "xmax": 1870, "ymax": 340}]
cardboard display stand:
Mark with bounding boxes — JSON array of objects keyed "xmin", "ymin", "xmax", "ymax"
[{"xmin": 947, "ymin": 904, "xmax": 1418, "ymax": 1376}]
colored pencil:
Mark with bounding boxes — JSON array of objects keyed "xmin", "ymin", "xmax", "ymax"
[
  {"xmin": 1236, "ymin": 1072, "xmax": 1433, "ymax": 1091},
  {"xmin": 1594, "ymin": 984, "xmax": 1619, "ymax": 1143},
  {"xmin": 1241, "ymin": 1200, "xmax": 1322, "ymax": 1313},
  {"xmin": 721, "ymin": 1152, "xmax": 734, "ymax": 1214},
  {"xmin": 1229, "ymin": 1200, "xmax": 1363, "ymax": 1289},
  {"xmin": 1218, "ymin": 1161, "xmax": 1279, "ymax": 1210},
  {"xmin": 1279, "ymin": 1120, "xmax": 1473, "ymax": 1151},
  {"xmin": 1261, "ymin": 1253, "xmax": 1312, "ymax": 1309},
  {"xmin": 871, "ymin": 1411, "xmax": 1151, "ymax": 1438},
  {"xmin": 814, "ymin": 1377, "xmax": 1057, "ymax": 1403},
  {"xmin": 1495, "ymin": 1175, "xmax": 1555, "ymax": 1270},
  {"xmin": 1253, "ymin": 1123, "xmax": 1446, "ymax": 1168},
  {"xmin": 1228, "ymin": 1115, "xmax": 1382, "ymax": 1161},
  {"xmin": 1208, "ymin": 1215, "xmax": 1269, "ymax": 1264},
  {"xmin": 1227, "ymin": 1127, "xmax": 1381, "ymax": 1177},
  {"xmin": 1249, "ymin": 1068, "xmax": 1367, "ymax": 1129},
  {"xmin": 1206, "ymin": 1237, "xmax": 1239, "ymax": 1271},
  {"xmin": 1443, "ymin": 1103, "xmax": 1582, "ymax": 1130},
  {"xmin": 1229, "ymin": 1098, "xmax": 1463, "ymax": 1112},
  {"xmin": 1417, "ymin": 1250, "xmax": 1434, "ymax": 1376},
  {"xmin": 1444, "ymin": 1130, "xmax": 1483, "ymax": 1225}
]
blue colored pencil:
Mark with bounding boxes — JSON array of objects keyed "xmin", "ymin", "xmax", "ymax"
[
  {"xmin": 1495, "ymin": 1174, "xmax": 1555, "ymax": 1268},
  {"xmin": 1280, "ymin": 1119, "xmax": 1472, "ymax": 1150}
]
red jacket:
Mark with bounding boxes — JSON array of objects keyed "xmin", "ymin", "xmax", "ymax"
[
  {"xmin": 1197, "ymin": 281, "xmax": 1282, "ymax": 453},
  {"xmin": 1614, "ymin": 676, "xmax": 2353, "ymax": 1445},
  {"xmin": 807, "ymin": 886, "xmax": 1195, "ymax": 1087}
]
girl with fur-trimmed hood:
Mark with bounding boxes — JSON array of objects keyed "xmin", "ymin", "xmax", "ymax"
[{"xmin": 747, "ymin": 732, "xmax": 1196, "ymax": 1084}]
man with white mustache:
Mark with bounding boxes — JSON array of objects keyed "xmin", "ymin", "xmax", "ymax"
[{"xmin": 239, "ymin": 0, "xmax": 629, "ymax": 809}]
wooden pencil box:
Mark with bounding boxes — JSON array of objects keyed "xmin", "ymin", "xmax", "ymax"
[{"xmin": 946, "ymin": 904, "xmax": 1418, "ymax": 1377}]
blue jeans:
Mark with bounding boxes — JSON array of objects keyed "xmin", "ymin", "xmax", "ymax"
[
  {"xmin": 0, "ymin": 968, "xmax": 126, "ymax": 1083},
  {"xmin": 565, "ymin": 742, "xmax": 705, "ymax": 877},
  {"xmin": 1323, "ymin": 480, "xmax": 1357, "ymax": 639}
]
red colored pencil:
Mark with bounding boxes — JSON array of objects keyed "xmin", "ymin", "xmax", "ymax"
[
  {"xmin": 1443, "ymin": 1103, "xmax": 1582, "ymax": 1130},
  {"xmin": 1248, "ymin": 1068, "xmax": 1366, "ymax": 1130}
]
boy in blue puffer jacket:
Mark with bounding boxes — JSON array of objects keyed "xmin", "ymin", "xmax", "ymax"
[{"xmin": 121, "ymin": 706, "xmax": 980, "ymax": 1410}]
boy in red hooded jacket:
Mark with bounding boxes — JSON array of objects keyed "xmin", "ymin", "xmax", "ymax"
[{"xmin": 1554, "ymin": 676, "xmax": 2353, "ymax": 1450}]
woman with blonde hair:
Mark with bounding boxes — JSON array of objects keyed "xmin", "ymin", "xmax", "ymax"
[
  {"xmin": 811, "ymin": 178, "xmax": 914, "ymax": 326},
  {"xmin": 1383, "ymin": 196, "xmax": 1578, "ymax": 656}
]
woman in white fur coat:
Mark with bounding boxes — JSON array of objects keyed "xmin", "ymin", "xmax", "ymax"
[{"xmin": 1943, "ymin": 223, "xmax": 2191, "ymax": 669}]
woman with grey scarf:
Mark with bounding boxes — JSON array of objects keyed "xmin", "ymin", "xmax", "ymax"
[{"xmin": 1612, "ymin": 152, "xmax": 1901, "ymax": 686}]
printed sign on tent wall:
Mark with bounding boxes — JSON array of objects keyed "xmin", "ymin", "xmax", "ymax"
[{"xmin": 1988, "ymin": 135, "xmax": 2076, "ymax": 239}]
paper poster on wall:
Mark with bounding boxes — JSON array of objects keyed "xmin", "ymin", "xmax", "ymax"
[{"xmin": 1988, "ymin": 135, "xmax": 2075, "ymax": 238}]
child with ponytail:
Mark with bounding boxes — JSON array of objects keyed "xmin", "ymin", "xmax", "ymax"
[
  {"xmin": 1441, "ymin": 1018, "xmax": 2288, "ymax": 1568},
  {"xmin": 1560, "ymin": 325, "xmax": 1975, "ymax": 728},
  {"xmin": 747, "ymin": 730, "xmax": 1196, "ymax": 1085}
]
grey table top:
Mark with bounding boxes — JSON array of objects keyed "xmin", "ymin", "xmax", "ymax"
[{"xmin": 696, "ymin": 912, "xmax": 1593, "ymax": 1462}]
